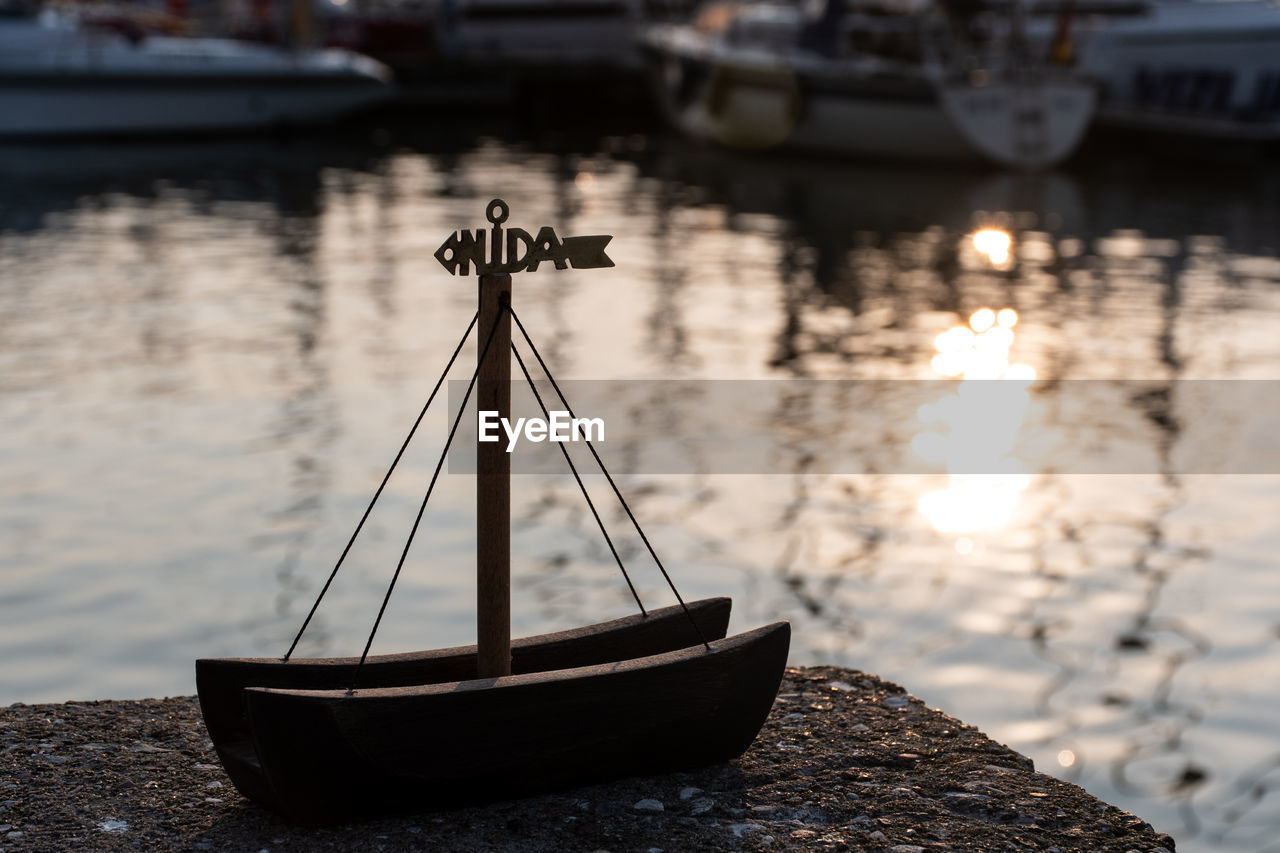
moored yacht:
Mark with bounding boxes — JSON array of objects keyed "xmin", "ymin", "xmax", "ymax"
[
  {"xmin": 643, "ymin": 0, "xmax": 1096, "ymax": 168},
  {"xmin": 1023, "ymin": 0, "xmax": 1280, "ymax": 139},
  {"xmin": 0, "ymin": 4, "xmax": 393, "ymax": 137}
]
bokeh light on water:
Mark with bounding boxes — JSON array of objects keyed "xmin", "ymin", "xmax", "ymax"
[
  {"xmin": 1, "ymin": 121, "xmax": 1279, "ymax": 852},
  {"xmin": 916, "ymin": 305, "xmax": 1032, "ymax": 534}
]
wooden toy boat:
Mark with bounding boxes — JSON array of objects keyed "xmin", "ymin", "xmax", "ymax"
[
  {"xmin": 197, "ymin": 596, "xmax": 734, "ymax": 811},
  {"xmin": 245, "ymin": 621, "xmax": 788, "ymax": 823},
  {"xmin": 195, "ymin": 199, "xmax": 789, "ymax": 823}
]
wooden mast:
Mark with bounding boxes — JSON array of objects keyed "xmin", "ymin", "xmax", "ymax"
[
  {"xmin": 476, "ymin": 270, "xmax": 512, "ymax": 678},
  {"xmin": 428, "ymin": 197, "xmax": 613, "ymax": 679}
]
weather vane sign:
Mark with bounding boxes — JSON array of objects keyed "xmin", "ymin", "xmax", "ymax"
[{"xmin": 435, "ymin": 198, "xmax": 614, "ymax": 276}]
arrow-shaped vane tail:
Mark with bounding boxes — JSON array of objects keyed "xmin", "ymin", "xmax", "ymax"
[{"xmin": 561, "ymin": 235, "xmax": 615, "ymax": 270}]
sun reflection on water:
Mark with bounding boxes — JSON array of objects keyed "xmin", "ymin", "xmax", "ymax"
[
  {"xmin": 916, "ymin": 307, "xmax": 1035, "ymax": 535},
  {"xmin": 971, "ymin": 227, "xmax": 1013, "ymax": 268}
]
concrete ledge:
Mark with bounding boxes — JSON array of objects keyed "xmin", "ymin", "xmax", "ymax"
[{"xmin": 0, "ymin": 666, "xmax": 1175, "ymax": 851}]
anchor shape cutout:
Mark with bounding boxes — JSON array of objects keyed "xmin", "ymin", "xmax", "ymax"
[{"xmin": 434, "ymin": 198, "xmax": 615, "ymax": 276}]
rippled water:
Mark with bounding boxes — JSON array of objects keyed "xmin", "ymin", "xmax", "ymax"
[{"xmin": 2, "ymin": 118, "xmax": 1279, "ymax": 852}]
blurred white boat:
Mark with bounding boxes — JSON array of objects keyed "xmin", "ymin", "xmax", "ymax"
[
  {"xmin": 0, "ymin": 6, "xmax": 393, "ymax": 137},
  {"xmin": 643, "ymin": 0, "xmax": 1096, "ymax": 168},
  {"xmin": 1022, "ymin": 0, "xmax": 1280, "ymax": 139}
]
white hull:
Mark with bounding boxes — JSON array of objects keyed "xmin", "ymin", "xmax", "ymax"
[
  {"xmin": 1032, "ymin": 0, "xmax": 1280, "ymax": 138},
  {"xmin": 939, "ymin": 81, "xmax": 1096, "ymax": 168},
  {"xmin": 651, "ymin": 34, "xmax": 1095, "ymax": 167},
  {"xmin": 671, "ymin": 75, "xmax": 975, "ymax": 160},
  {"xmin": 0, "ymin": 15, "xmax": 392, "ymax": 137},
  {"xmin": 673, "ymin": 85, "xmax": 1093, "ymax": 166},
  {"xmin": 0, "ymin": 82, "xmax": 390, "ymax": 136},
  {"xmin": 792, "ymin": 96, "xmax": 970, "ymax": 160}
]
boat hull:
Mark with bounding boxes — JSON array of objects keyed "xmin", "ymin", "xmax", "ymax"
[
  {"xmin": 647, "ymin": 34, "xmax": 1094, "ymax": 167},
  {"xmin": 0, "ymin": 20, "xmax": 393, "ymax": 137},
  {"xmin": 1028, "ymin": 0, "xmax": 1280, "ymax": 140},
  {"xmin": 938, "ymin": 80, "xmax": 1096, "ymax": 169},
  {"xmin": 197, "ymin": 597, "xmax": 733, "ymax": 807},
  {"xmin": 0, "ymin": 76, "xmax": 390, "ymax": 137},
  {"xmin": 244, "ymin": 621, "xmax": 790, "ymax": 823}
]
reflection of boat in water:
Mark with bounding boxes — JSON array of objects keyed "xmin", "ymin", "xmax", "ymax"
[
  {"xmin": 626, "ymin": 129, "xmax": 1087, "ymax": 232},
  {"xmin": 0, "ymin": 135, "xmax": 389, "ymax": 232},
  {"xmin": 196, "ymin": 198, "xmax": 790, "ymax": 824},
  {"xmin": 0, "ymin": 7, "xmax": 392, "ymax": 137},
  {"xmin": 643, "ymin": 0, "xmax": 1096, "ymax": 168},
  {"xmin": 1023, "ymin": 0, "xmax": 1280, "ymax": 140}
]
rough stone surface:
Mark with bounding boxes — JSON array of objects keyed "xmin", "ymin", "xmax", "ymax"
[{"xmin": 0, "ymin": 667, "xmax": 1177, "ymax": 852}]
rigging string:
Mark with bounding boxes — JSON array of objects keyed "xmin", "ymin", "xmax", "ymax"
[
  {"xmin": 510, "ymin": 342, "xmax": 646, "ymax": 616},
  {"xmin": 508, "ymin": 308, "xmax": 710, "ymax": 652},
  {"xmin": 282, "ymin": 312, "xmax": 479, "ymax": 662},
  {"xmin": 348, "ymin": 306, "xmax": 508, "ymax": 693}
]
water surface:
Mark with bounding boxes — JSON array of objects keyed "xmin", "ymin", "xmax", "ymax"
[{"xmin": 1, "ymin": 119, "xmax": 1278, "ymax": 852}]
